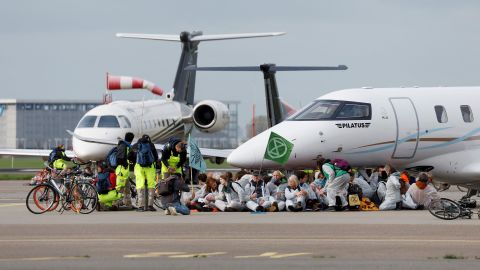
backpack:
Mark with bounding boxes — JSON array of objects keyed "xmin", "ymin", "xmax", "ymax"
[
  {"xmin": 48, "ymin": 148, "xmax": 58, "ymax": 164},
  {"xmin": 136, "ymin": 142, "xmax": 154, "ymax": 167},
  {"xmin": 332, "ymin": 158, "xmax": 350, "ymax": 171},
  {"xmin": 347, "ymin": 183, "xmax": 363, "ymax": 210},
  {"xmin": 157, "ymin": 176, "xmax": 175, "ymax": 196},
  {"xmin": 96, "ymin": 172, "xmax": 111, "ymax": 195},
  {"xmin": 106, "ymin": 147, "xmax": 118, "ymax": 168}
]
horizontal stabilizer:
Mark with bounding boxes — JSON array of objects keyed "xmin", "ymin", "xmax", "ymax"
[
  {"xmin": 116, "ymin": 33, "xmax": 180, "ymax": 41},
  {"xmin": 191, "ymin": 32, "xmax": 285, "ymax": 42},
  {"xmin": 116, "ymin": 32, "xmax": 285, "ymax": 42},
  {"xmin": 185, "ymin": 65, "xmax": 348, "ymax": 72}
]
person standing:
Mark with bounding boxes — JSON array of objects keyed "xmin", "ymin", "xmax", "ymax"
[
  {"xmin": 131, "ymin": 134, "xmax": 159, "ymax": 212},
  {"xmin": 49, "ymin": 144, "xmax": 71, "ymax": 175},
  {"xmin": 115, "ymin": 132, "xmax": 135, "ymax": 209}
]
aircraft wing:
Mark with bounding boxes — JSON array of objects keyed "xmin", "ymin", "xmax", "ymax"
[
  {"xmin": 0, "ymin": 148, "xmax": 75, "ymax": 158},
  {"xmin": 153, "ymin": 144, "xmax": 233, "ymax": 159}
]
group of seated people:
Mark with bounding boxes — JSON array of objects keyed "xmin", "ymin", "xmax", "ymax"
[{"xmin": 94, "ymin": 157, "xmax": 440, "ymax": 215}]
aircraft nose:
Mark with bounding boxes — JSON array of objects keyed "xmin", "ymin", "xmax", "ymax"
[{"xmin": 227, "ymin": 131, "xmax": 270, "ymax": 168}]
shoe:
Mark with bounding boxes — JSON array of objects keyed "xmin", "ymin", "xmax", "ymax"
[
  {"xmin": 288, "ymin": 205, "xmax": 295, "ymax": 212},
  {"xmin": 255, "ymin": 206, "xmax": 265, "ymax": 212},
  {"xmin": 268, "ymin": 202, "xmax": 278, "ymax": 212},
  {"xmin": 168, "ymin": 206, "xmax": 178, "ymax": 216},
  {"xmin": 148, "ymin": 205, "xmax": 156, "ymax": 212},
  {"xmin": 136, "ymin": 206, "xmax": 145, "ymax": 212}
]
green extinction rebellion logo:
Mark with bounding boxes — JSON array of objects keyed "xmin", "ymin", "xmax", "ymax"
[
  {"xmin": 335, "ymin": 122, "xmax": 371, "ymax": 128},
  {"xmin": 263, "ymin": 132, "xmax": 294, "ymax": 164}
]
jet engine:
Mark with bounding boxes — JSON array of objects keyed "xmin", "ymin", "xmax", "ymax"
[{"xmin": 192, "ymin": 100, "xmax": 229, "ymax": 133}]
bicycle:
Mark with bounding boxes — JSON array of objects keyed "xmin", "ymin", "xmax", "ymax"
[
  {"xmin": 428, "ymin": 198, "xmax": 479, "ymax": 220},
  {"xmin": 26, "ymin": 160, "xmax": 98, "ymax": 214}
]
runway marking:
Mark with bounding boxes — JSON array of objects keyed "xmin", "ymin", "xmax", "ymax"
[
  {"xmin": 2, "ymin": 238, "xmax": 480, "ymax": 244},
  {"xmin": 0, "ymin": 203, "xmax": 23, "ymax": 208},
  {"xmin": 169, "ymin": 252, "xmax": 226, "ymax": 258},
  {"xmin": 0, "ymin": 255, "xmax": 89, "ymax": 262},
  {"xmin": 124, "ymin": 252, "xmax": 185, "ymax": 258},
  {"xmin": 235, "ymin": 252, "xmax": 312, "ymax": 259},
  {"xmin": 124, "ymin": 252, "xmax": 226, "ymax": 258}
]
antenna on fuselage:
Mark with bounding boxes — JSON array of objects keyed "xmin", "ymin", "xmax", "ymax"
[
  {"xmin": 185, "ymin": 64, "xmax": 348, "ymax": 127},
  {"xmin": 115, "ymin": 31, "xmax": 285, "ymax": 106}
]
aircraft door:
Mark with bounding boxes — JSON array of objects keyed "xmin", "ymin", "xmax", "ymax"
[{"xmin": 389, "ymin": 98, "xmax": 419, "ymax": 159}]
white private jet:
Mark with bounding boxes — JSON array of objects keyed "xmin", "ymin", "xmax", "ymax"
[
  {"xmin": 0, "ymin": 31, "xmax": 284, "ymax": 162},
  {"xmin": 227, "ymin": 86, "xmax": 480, "ymax": 194}
]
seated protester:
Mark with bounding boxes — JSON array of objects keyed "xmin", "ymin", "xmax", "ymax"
[
  {"xmin": 244, "ymin": 171, "xmax": 277, "ymax": 212},
  {"xmin": 373, "ymin": 167, "xmax": 388, "ymax": 204},
  {"xmin": 285, "ymin": 175, "xmax": 306, "ymax": 212},
  {"xmin": 269, "ymin": 170, "xmax": 287, "ymax": 211},
  {"xmin": 201, "ymin": 177, "xmax": 221, "ymax": 211},
  {"xmin": 352, "ymin": 175, "xmax": 375, "ymax": 200},
  {"xmin": 296, "ymin": 171, "xmax": 320, "ymax": 210},
  {"xmin": 379, "ymin": 165, "xmax": 402, "ymax": 210},
  {"xmin": 406, "ymin": 172, "xmax": 439, "ymax": 209},
  {"xmin": 237, "ymin": 170, "xmax": 252, "ymax": 189},
  {"xmin": 186, "ymin": 173, "xmax": 207, "ymax": 211},
  {"xmin": 160, "ymin": 173, "xmax": 191, "ymax": 215},
  {"xmin": 215, "ymin": 173, "xmax": 245, "ymax": 212},
  {"xmin": 311, "ymin": 171, "xmax": 329, "ymax": 208},
  {"xmin": 96, "ymin": 161, "xmax": 122, "ymax": 211}
]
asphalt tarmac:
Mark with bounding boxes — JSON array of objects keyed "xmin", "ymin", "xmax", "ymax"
[{"xmin": 1, "ymin": 180, "xmax": 480, "ymax": 270}]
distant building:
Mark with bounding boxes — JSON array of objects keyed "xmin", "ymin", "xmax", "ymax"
[
  {"xmin": 0, "ymin": 99, "xmax": 101, "ymax": 149},
  {"xmin": 192, "ymin": 101, "xmax": 240, "ymax": 149}
]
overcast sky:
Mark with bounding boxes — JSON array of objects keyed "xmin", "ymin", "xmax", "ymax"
[{"xmin": 1, "ymin": 0, "xmax": 480, "ymax": 132}]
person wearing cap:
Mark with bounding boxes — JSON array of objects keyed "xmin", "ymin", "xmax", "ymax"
[
  {"xmin": 379, "ymin": 165, "xmax": 402, "ymax": 210},
  {"xmin": 244, "ymin": 171, "xmax": 277, "ymax": 212},
  {"xmin": 115, "ymin": 132, "xmax": 135, "ymax": 209},
  {"xmin": 406, "ymin": 172, "xmax": 439, "ymax": 209},
  {"xmin": 50, "ymin": 144, "xmax": 72, "ymax": 174},
  {"xmin": 160, "ymin": 137, "xmax": 187, "ymax": 179}
]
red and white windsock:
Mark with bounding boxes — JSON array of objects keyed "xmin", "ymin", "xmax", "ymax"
[{"xmin": 106, "ymin": 73, "xmax": 163, "ymax": 96}]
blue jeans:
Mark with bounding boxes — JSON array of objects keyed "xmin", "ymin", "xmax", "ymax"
[{"xmin": 168, "ymin": 202, "xmax": 190, "ymax": 215}]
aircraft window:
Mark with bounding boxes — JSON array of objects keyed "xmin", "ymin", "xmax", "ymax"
[
  {"xmin": 291, "ymin": 100, "xmax": 341, "ymax": 120},
  {"xmin": 118, "ymin": 115, "xmax": 132, "ymax": 128},
  {"xmin": 77, "ymin": 115, "xmax": 97, "ymax": 128},
  {"xmin": 460, "ymin": 105, "xmax": 474, "ymax": 123},
  {"xmin": 335, "ymin": 104, "xmax": 371, "ymax": 120},
  {"xmin": 434, "ymin": 105, "xmax": 448, "ymax": 123},
  {"xmin": 98, "ymin": 115, "xmax": 120, "ymax": 128}
]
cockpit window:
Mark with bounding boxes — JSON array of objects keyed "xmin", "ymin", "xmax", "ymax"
[
  {"xmin": 77, "ymin": 115, "xmax": 97, "ymax": 128},
  {"xmin": 335, "ymin": 103, "xmax": 370, "ymax": 119},
  {"xmin": 118, "ymin": 115, "xmax": 132, "ymax": 128},
  {"xmin": 97, "ymin": 115, "xmax": 120, "ymax": 128},
  {"xmin": 290, "ymin": 100, "xmax": 341, "ymax": 120}
]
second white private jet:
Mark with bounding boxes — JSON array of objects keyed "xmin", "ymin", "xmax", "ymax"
[{"xmin": 228, "ymin": 86, "xmax": 480, "ymax": 192}]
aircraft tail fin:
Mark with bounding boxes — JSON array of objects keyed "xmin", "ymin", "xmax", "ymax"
[
  {"xmin": 116, "ymin": 31, "xmax": 285, "ymax": 105},
  {"xmin": 187, "ymin": 64, "xmax": 347, "ymax": 127}
]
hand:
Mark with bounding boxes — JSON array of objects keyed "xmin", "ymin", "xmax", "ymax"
[
  {"xmin": 250, "ymin": 193, "xmax": 257, "ymax": 200},
  {"xmin": 168, "ymin": 167, "xmax": 176, "ymax": 173},
  {"xmin": 206, "ymin": 194, "xmax": 215, "ymax": 201}
]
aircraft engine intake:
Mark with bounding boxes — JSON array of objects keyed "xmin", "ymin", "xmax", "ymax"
[{"xmin": 193, "ymin": 100, "xmax": 229, "ymax": 133}]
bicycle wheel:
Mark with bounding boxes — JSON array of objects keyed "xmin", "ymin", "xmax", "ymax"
[
  {"xmin": 73, "ymin": 183, "xmax": 98, "ymax": 214},
  {"xmin": 428, "ymin": 198, "xmax": 461, "ymax": 220},
  {"xmin": 26, "ymin": 184, "xmax": 58, "ymax": 214}
]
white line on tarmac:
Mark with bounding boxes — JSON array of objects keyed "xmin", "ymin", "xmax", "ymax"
[
  {"xmin": 0, "ymin": 203, "xmax": 23, "ymax": 208},
  {"xmin": 1, "ymin": 238, "xmax": 480, "ymax": 244}
]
